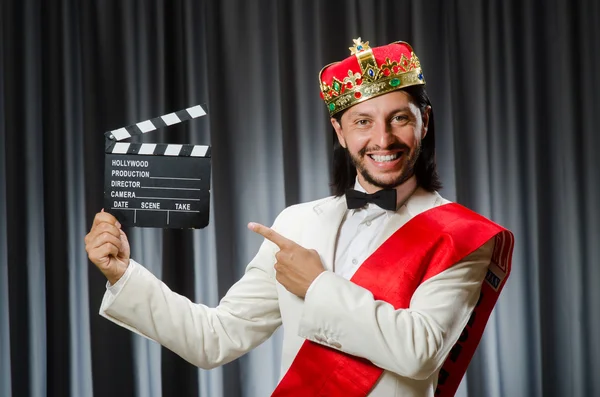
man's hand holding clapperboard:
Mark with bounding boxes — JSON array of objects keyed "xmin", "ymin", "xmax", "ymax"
[{"xmin": 88, "ymin": 103, "xmax": 325, "ymax": 297}]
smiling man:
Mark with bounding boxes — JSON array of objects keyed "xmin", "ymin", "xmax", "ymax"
[
  {"xmin": 335, "ymin": 89, "xmax": 427, "ymax": 188},
  {"xmin": 85, "ymin": 39, "xmax": 514, "ymax": 397}
]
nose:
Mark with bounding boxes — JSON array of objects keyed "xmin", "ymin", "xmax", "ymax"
[{"xmin": 372, "ymin": 121, "xmax": 395, "ymax": 148}]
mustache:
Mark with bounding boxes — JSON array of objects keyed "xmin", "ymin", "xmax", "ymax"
[{"xmin": 357, "ymin": 142, "xmax": 410, "ymax": 157}]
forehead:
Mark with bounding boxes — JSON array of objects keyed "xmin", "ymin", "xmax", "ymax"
[{"xmin": 343, "ymin": 90, "xmax": 417, "ymax": 118}]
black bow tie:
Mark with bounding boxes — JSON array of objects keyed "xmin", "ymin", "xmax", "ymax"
[{"xmin": 345, "ymin": 188, "xmax": 397, "ymax": 211}]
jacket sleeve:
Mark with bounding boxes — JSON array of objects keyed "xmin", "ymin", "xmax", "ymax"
[
  {"xmin": 297, "ymin": 238, "xmax": 494, "ymax": 380},
  {"xmin": 99, "ymin": 221, "xmax": 286, "ymax": 370}
]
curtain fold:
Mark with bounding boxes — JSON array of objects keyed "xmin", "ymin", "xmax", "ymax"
[
  {"xmin": 0, "ymin": 4, "xmax": 11, "ymax": 394},
  {"xmin": 1, "ymin": 0, "xmax": 599, "ymax": 396}
]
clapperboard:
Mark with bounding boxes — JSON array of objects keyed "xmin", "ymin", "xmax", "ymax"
[{"xmin": 104, "ymin": 105, "xmax": 210, "ymax": 229}]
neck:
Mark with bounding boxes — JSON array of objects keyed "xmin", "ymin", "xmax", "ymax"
[{"xmin": 356, "ymin": 175, "xmax": 418, "ymax": 210}]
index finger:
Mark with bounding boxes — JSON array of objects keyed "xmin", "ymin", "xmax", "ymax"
[
  {"xmin": 248, "ymin": 222, "xmax": 293, "ymax": 249},
  {"xmin": 92, "ymin": 210, "xmax": 120, "ymax": 228}
]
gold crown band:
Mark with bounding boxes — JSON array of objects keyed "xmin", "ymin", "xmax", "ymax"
[{"xmin": 327, "ymin": 68, "xmax": 424, "ymax": 116}]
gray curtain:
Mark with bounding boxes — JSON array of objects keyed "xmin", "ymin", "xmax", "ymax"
[{"xmin": 1, "ymin": 0, "xmax": 599, "ymax": 396}]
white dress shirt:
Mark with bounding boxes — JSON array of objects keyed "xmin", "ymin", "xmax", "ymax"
[{"xmin": 308, "ymin": 176, "xmax": 418, "ymax": 292}]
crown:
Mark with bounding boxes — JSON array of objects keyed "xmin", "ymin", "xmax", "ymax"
[{"xmin": 319, "ymin": 38, "xmax": 425, "ymax": 116}]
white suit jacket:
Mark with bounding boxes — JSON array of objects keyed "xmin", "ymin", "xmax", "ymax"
[{"xmin": 100, "ymin": 188, "xmax": 493, "ymax": 397}]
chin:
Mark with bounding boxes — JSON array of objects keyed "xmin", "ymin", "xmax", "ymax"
[
  {"xmin": 364, "ymin": 175, "xmax": 403, "ymax": 189},
  {"xmin": 362, "ymin": 168, "xmax": 413, "ymax": 189}
]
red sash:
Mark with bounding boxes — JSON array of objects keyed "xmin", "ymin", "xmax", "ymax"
[{"xmin": 272, "ymin": 203, "xmax": 514, "ymax": 396}]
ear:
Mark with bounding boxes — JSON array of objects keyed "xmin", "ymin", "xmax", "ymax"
[
  {"xmin": 330, "ymin": 117, "xmax": 347, "ymax": 148},
  {"xmin": 421, "ymin": 105, "xmax": 431, "ymax": 139}
]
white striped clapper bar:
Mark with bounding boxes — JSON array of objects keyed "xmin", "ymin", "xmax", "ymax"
[
  {"xmin": 104, "ymin": 104, "xmax": 211, "ymax": 229},
  {"xmin": 107, "ymin": 142, "xmax": 211, "ymax": 157},
  {"xmin": 104, "ymin": 104, "xmax": 210, "ymax": 157}
]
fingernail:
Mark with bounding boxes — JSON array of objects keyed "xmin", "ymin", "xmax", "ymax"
[
  {"xmin": 248, "ymin": 222, "xmax": 256, "ymax": 230},
  {"xmin": 116, "ymin": 221, "xmax": 121, "ymax": 229},
  {"xmin": 101, "ymin": 208, "xmax": 104, "ymax": 213}
]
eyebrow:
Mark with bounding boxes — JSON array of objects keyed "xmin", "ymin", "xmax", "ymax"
[{"xmin": 347, "ymin": 106, "xmax": 412, "ymax": 119}]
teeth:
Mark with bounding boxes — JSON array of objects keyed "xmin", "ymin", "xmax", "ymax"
[{"xmin": 370, "ymin": 153, "xmax": 400, "ymax": 162}]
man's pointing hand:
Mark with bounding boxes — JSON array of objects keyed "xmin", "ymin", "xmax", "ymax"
[{"xmin": 248, "ymin": 222, "xmax": 325, "ymax": 298}]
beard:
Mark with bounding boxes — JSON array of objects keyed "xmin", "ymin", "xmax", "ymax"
[{"xmin": 347, "ymin": 142, "xmax": 421, "ymax": 189}]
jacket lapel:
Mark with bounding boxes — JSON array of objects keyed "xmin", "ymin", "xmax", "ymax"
[{"xmin": 302, "ymin": 196, "xmax": 347, "ymax": 272}]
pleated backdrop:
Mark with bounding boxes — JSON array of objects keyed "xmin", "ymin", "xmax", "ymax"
[{"xmin": 1, "ymin": 0, "xmax": 599, "ymax": 396}]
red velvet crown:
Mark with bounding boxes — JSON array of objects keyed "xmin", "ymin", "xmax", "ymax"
[{"xmin": 319, "ymin": 38, "xmax": 425, "ymax": 116}]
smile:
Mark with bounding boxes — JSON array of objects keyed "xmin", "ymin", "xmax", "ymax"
[{"xmin": 368, "ymin": 153, "xmax": 401, "ymax": 162}]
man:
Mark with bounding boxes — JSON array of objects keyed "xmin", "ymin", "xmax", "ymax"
[{"xmin": 85, "ymin": 38, "xmax": 513, "ymax": 396}]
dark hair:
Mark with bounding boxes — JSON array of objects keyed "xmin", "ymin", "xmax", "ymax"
[{"xmin": 330, "ymin": 85, "xmax": 442, "ymax": 196}]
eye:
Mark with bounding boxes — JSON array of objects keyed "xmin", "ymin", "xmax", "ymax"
[
  {"xmin": 356, "ymin": 119, "xmax": 370, "ymax": 126},
  {"xmin": 392, "ymin": 115, "xmax": 408, "ymax": 122}
]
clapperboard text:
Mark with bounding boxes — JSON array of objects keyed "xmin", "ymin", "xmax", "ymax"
[{"xmin": 104, "ymin": 105, "xmax": 211, "ymax": 229}]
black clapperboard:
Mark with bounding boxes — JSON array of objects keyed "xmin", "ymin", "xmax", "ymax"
[{"xmin": 104, "ymin": 105, "xmax": 211, "ymax": 229}]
